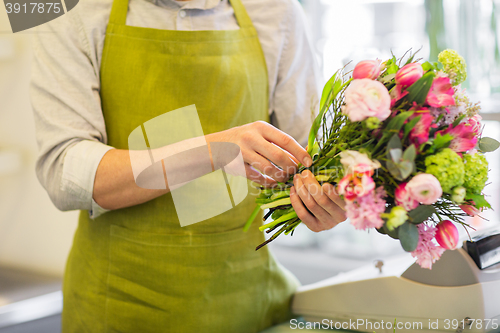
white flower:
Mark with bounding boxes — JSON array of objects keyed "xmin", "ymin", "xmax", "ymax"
[{"xmin": 339, "ymin": 150, "xmax": 381, "ymax": 174}]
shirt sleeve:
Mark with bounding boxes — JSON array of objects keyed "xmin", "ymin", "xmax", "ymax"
[
  {"xmin": 30, "ymin": 10, "xmax": 113, "ymax": 216},
  {"xmin": 270, "ymin": 0, "xmax": 321, "ymax": 147}
]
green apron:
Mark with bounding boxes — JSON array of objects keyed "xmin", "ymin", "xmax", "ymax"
[{"xmin": 61, "ymin": 0, "xmax": 300, "ymax": 331}]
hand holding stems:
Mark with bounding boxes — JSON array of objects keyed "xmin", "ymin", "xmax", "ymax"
[{"xmin": 291, "ymin": 169, "xmax": 346, "ymax": 232}]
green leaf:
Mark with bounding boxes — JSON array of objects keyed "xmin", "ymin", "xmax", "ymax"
[
  {"xmin": 465, "ymin": 193, "xmax": 492, "ymax": 209},
  {"xmin": 389, "ymin": 148, "xmax": 402, "ymax": 162},
  {"xmin": 382, "ymin": 223, "xmax": 399, "ymax": 239},
  {"xmin": 387, "ymin": 111, "xmax": 414, "ymax": 131},
  {"xmin": 399, "ymin": 160, "xmax": 414, "ymax": 180},
  {"xmin": 387, "ymin": 63, "xmax": 399, "ymax": 74},
  {"xmin": 243, "ymin": 205, "xmax": 261, "ymax": 232},
  {"xmin": 387, "ymin": 134, "xmax": 403, "ymax": 152},
  {"xmin": 402, "ymin": 144, "xmax": 416, "ymax": 162},
  {"xmin": 408, "ymin": 205, "xmax": 436, "ymax": 223},
  {"xmin": 398, "ymin": 222, "xmax": 419, "ymax": 252},
  {"xmin": 421, "ymin": 61, "xmax": 434, "ymax": 71},
  {"xmin": 432, "ymin": 133, "xmax": 453, "ymax": 151},
  {"xmin": 320, "ymin": 72, "xmax": 341, "ymax": 113},
  {"xmin": 387, "ymin": 160, "xmax": 402, "ymax": 180},
  {"xmin": 452, "ymin": 114, "xmax": 466, "ymax": 127},
  {"xmin": 406, "ymin": 72, "xmax": 436, "ymax": 105},
  {"xmin": 380, "ymin": 73, "xmax": 396, "ymax": 84},
  {"xmin": 478, "ymin": 137, "xmax": 500, "ymax": 152}
]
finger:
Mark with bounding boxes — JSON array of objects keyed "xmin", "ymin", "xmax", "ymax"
[
  {"xmin": 253, "ymin": 138, "xmax": 299, "ymax": 176},
  {"xmin": 290, "ymin": 186, "xmax": 321, "ymax": 232},
  {"xmin": 294, "ymin": 173, "xmax": 334, "ymax": 229},
  {"xmin": 301, "ymin": 170, "xmax": 345, "ymax": 219},
  {"xmin": 322, "ymin": 183, "xmax": 346, "ymax": 211},
  {"xmin": 258, "ymin": 123, "xmax": 313, "ymax": 167},
  {"xmin": 244, "ymin": 151, "xmax": 288, "ymax": 182},
  {"xmin": 244, "ymin": 164, "xmax": 277, "ymax": 187}
]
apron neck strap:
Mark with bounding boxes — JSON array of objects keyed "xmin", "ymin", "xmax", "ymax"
[{"xmin": 108, "ymin": 0, "xmax": 254, "ymax": 29}]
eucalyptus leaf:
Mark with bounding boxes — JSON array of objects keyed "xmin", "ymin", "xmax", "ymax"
[
  {"xmin": 383, "ymin": 224, "xmax": 399, "ymax": 239},
  {"xmin": 387, "ymin": 160, "xmax": 402, "ymax": 180},
  {"xmin": 389, "ymin": 148, "xmax": 402, "ymax": 162},
  {"xmin": 398, "ymin": 222, "xmax": 419, "ymax": 252},
  {"xmin": 408, "ymin": 205, "xmax": 436, "ymax": 223},
  {"xmin": 402, "ymin": 144, "xmax": 416, "ymax": 162},
  {"xmin": 399, "ymin": 160, "xmax": 414, "ymax": 180},
  {"xmin": 478, "ymin": 137, "xmax": 500, "ymax": 152},
  {"xmin": 387, "ymin": 134, "xmax": 403, "ymax": 151}
]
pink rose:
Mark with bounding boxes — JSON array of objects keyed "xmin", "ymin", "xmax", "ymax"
[
  {"xmin": 395, "ymin": 63, "xmax": 424, "ymax": 88},
  {"xmin": 426, "ymin": 77, "xmax": 455, "ymax": 108},
  {"xmin": 342, "ymin": 79, "xmax": 392, "ymax": 122},
  {"xmin": 435, "ymin": 220, "xmax": 459, "ymax": 250},
  {"xmin": 353, "ymin": 60, "xmax": 381, "ymax": 80},
  {"xmin": 406, "ymin": 174, "xmax": 443, "ymax": 205},
  {"xmin": 395, "ymin": 182, "xmax": 419, "ymax": 211}
]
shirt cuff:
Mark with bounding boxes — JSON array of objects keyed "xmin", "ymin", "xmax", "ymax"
[{"xmin": 61, "ymin": 140, "xmax": 114, "ymax": 218}]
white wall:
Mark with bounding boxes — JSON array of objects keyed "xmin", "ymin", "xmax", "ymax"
[{"xmin": 0, "ymin": 10, "xmax": 78, "ymax": 277}]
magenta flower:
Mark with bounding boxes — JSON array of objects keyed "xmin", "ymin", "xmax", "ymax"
[
  {"xmin": 426, "ymin": 77, "xmax": 455, "ymax": 108},
  {"xmin": 395, "ymin": 182, "xmax": 419, "ymax": 211},
  {"xmin": 411, "ymin": 224, "xmax": 445, "ymax": 269},
  {"xmin": 408, "ymin": 111, "xmax": 435, "ymax": 147},
  {"xmin": 345, "ymin": 187, "xmax": 386, "ymax": 230},
  {"xmin": 353, "ymin": 60, "xmax": 381, "ymax": 80},
  {"xmin": 435, "ymin": 220, "xmax": 459, "ymax": 250},
  {"xmin": 439, "ymin": 123, "xmax": 477, "ymax": 153},
  {"xmin": 395, "ymin": 63, "xmax": 424, "ymax": 88}
]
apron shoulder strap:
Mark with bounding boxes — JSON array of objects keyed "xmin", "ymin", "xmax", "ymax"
[
  {"xmin": 228, "ymin": 0, "xmax": 253, "ymax": 29},
  {"xmin": 108, "ymin": 0, "xmax": 129, "ymax": 26}
]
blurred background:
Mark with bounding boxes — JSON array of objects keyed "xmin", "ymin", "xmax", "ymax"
[{"xmin": 0, "ymin": 0, "xmax": 500, "ymax": 332}]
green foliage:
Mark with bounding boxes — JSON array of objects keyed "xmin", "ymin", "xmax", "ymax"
[
  {"xmin": 463, "ymin": 153, "xmax": 489, "ymax": 194},
  {"xmin": 425, "ymin": 148, "xmax": 464, "ymax": 192},
  {"xmin": 408, "ymin": 205, "xmax": 436, "ymax": 224},
  {"xmin": 478, "ymin": 137, "xmax": 500, "ymax": 152},
  {"xmin": 399, "ymin": 222, "xmax": 419, "ymax": 252},
  {"xmin": 406, "ymin": 72, "xmax": 436, "ymax": 106},
  {"xmin": 464, "ymin": 192, "xmax": 491, "ymax": 209}
]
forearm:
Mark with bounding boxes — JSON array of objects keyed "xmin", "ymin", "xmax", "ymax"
[{"xmin": 93, "ymin": 149, "xmax": 168, "ymax": 210}]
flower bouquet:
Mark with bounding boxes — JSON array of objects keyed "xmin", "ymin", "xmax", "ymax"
[{"xmin": 245, "ymin": 49, "xmax": 500, "ymax": 269}]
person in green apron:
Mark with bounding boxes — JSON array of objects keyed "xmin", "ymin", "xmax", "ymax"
[{"xmin": 31, "ymin": 0, "xmax": 346, "ymax": 331}]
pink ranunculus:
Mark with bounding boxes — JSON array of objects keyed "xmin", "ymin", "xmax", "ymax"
[
  {"xmin": 337, "ymin": 164, "xmax": 376, "ymax": 202},
  {"xmin": 460, "ymin": 202, "xmax": 481, "ymax": 216},
  {"xmin": 395, "ymin": 182, "xmax": 419, "ymax": 211},
  {"xmin": 406, "ymin": 174, "xmax": 443, "ymax": 205},
  {"xmin": 408, "ymin": 111, "xmax": 436, "ymax": 147},
  {"xmin": 426, "ymin": 77, "xmax": 455, "ymax": 108},
  {"xmin": 435, "ymin": 220, "xmax": 459, "ymax": 250},
  {"xmin": 440, "ymin": 123, "xmax": 478, "ymax": 153},
  {"xmin": 468, "ymin": 114, "xmax": 482, "ymax": 135},
  {"xmin": 353, "ymin": 60, "xmax": 382, "ymax": 80},
  {"xmin": 342, "ymin": 79, "xmax": 392, "ymax": 122},
  {"xmin": 395, "ymin": 63, "xmax": 424, "ymax": 88}
]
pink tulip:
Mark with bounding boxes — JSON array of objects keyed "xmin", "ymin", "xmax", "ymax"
[
  {"xmin": 435, "ymin": 220, "xmax": 459, "ymax": 250},
  {"xmin": 353, "ymin": 60, "xmax": 381, "ymax": 80},
  {"xmin": 426, "ymin": 76, "xmax": 455, "ymax": 108},
  {"xmin": 460, "ymin": 203, "xmax": 481, "ymax": 216},
  {"xmin": 395, "ymin": 182, "xmax": 419, "ymax": 211},
  {"xmin": 406, "ymin": 174, "xmax": 443, "ymax": 205},
  {"xmin": 395, "ymin": 63, "xmax": 424, "ymax": 88}
]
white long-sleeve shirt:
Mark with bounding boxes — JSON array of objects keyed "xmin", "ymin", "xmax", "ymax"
[{"xmin": 30, "ymin": 0, "xmax": 321, "ymax": 218}]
